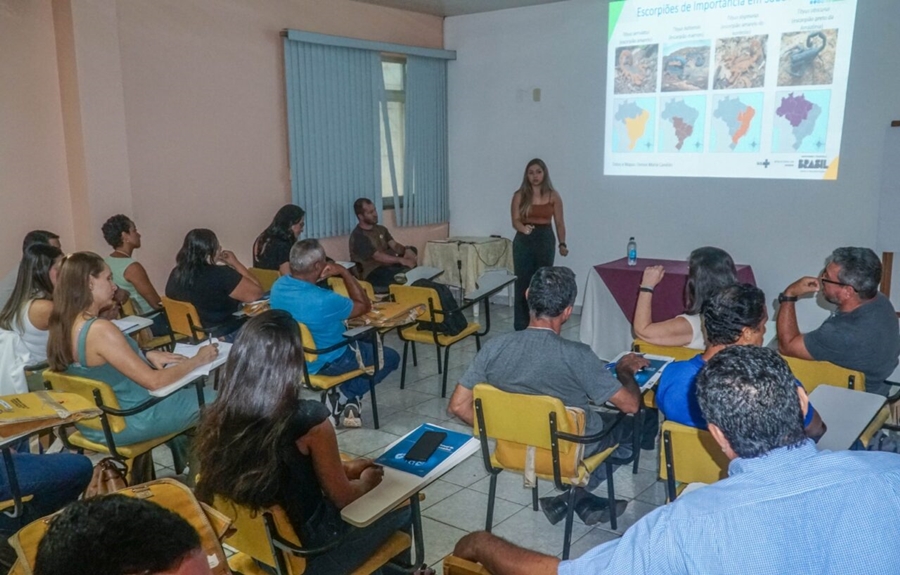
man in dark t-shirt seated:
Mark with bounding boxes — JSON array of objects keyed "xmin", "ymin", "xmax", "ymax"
[{"xmin": 348, "ymin": 198, "xmax": 417, "ymax": 292}]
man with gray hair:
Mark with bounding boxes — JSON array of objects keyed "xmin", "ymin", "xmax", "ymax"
[
  {"xmin": 448, "ymin": 266, "xmax": 645, "ymax": 526},
  {"xmin": 777, "ymin": 247, "xmax": 900, "ymax": 397},
  {"xmin": 270, "ymin": 239, "xmax": 400, "ymax": 427}
]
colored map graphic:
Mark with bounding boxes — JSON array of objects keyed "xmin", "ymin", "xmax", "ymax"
[
  {"xmin": 659, "ymin": 96, "xmax": 706, "ymax": 153},
  {"xmin": 772, "ymin": 90, "xmax": 830, "ymax": 153},
  {"xmin": 710, "ymin": 94, "xmax": 764, "ymax": 153},
  {"xmin": 612, "ymin": 98, "xmax": 657, "ymax": 153}
]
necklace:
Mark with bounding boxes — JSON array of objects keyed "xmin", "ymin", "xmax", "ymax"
[{"xmin": 113, "ymin": 249, "xmax": 131, "ymax": 257}]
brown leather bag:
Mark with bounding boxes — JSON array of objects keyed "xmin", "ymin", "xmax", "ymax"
[{"xmin": 83, "ymin": 458, "xmax": 127, "ymax": 498}]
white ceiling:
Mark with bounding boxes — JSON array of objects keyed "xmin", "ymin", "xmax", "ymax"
[{"xmin": 351, "ymin": 0, "xmax": 571, "ymax": 17}]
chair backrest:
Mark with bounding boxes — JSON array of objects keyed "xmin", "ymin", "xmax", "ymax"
[
  {"xmin": 43, "ymin": 371, "xmax": 126, "ymax": 433},
  {"xmin": 473, "ymin": 384, "xmax": 585, "ymax": 479},
  {"xmin": 9, "ymin": 479, "xmax": 234, "ymax": 575},
  {"xmin": 444, "ymin": 555, "xmax": 493, "ymax": 575},
  {"xmin": 297, "ymin": 323, "xmax": 318, "ymax": 363},
  {"xmin": 782, "ymin": 355, "xmax": 866, "ymax": 393},
  {"xmin": 658, "ymin": 420, "xmax": 729, "ymax": 487},
  {"xmin": 327, "ymin": 277, "xmax": 375, "ymax": 301},
  {"xmin": 632, "ymin": 339, "xmax": 700, "ymax": 362},
  {"xmin": 161, "ymin": 297, "xmax": 203, "ymax": 340},
  {"xmin": 212, "ymin": 495, "xmax": 306, "ymax": 574},
  {"xmin": 249, "ymin": 268, "xmax": 281, "ymax": 292},
  {"xmin": 390, "ymin": 284, "xmax": 444, "ymax": 319}
]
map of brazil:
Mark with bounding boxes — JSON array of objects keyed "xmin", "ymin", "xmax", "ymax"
[
  {"xmin": 773, "ymin": 90, "xmax": 830, "ymax": 153},
  {"xmin": 659, "ymin": 96, "xmax": 705, "ymax": 153},
  {"xmin": 613, "ymin": 98, "xmax": 656, "ymax": 153},
  {"xmin": 710, "ymin": 94, "xmax": 763, "ymax": 153}
]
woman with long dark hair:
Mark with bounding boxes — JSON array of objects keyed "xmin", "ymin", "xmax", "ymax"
[
  {"xmin": 253, "ymin": 204, "xmax": 306, "ymax": 274},
  {"xmin": 195, "ymin": 310, "xmax": 410, "ymax": 575},
  {"xmin": 510, "ymin": 158, "xmax": 567, "ymax": 331},
  {"xmin": 633, "ymin": 246, "xmax": 738, "ymax": 348},
  {"xmin": 0, "ymin": 243, "xmax": 63, "ymax": 366},
  {"xmin": 165, "ymin": 229, "xmax": 262, "ymax": 338}
]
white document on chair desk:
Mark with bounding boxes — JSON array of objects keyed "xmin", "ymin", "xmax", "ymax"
[
  {"xmin": 112, "ymin": 316, "xmax": 154, "ymax": 335},
  {"xmin": 340, "ymin": 425, "xmax": 480, "ymax": 528},
  {"xmin": 150, "ymin": 341, "xmax": 232, "ymax": 398}
]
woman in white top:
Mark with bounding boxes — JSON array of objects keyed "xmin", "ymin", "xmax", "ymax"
[
  {"xmin": 632, "ymin": 247, "xmax": 738, "ymax": 349},
  {"xmin": 0, "ymin": 244, "xmax": 64, "ymax": 363}
]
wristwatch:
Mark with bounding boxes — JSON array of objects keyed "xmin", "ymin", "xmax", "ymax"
[{"xmin": 778, "ymin": 293, "xmax": 798, "ymax": 303}]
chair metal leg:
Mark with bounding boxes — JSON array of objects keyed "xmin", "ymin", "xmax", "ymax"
[
  {"xmin": 441, "ymin": 345, "xmax": 452, "ymax": 398},
  {"xmin": 411, "ymin": 494, "xmax": 425, "ymax": 567},
  {"xmin": 369, "ymin": 378, "xmax": 380, "ymax": 430},
  {"xmin": 400, "ymin": 341, "xmax": 409, "ymax": 390},
  {"xmin": 606, "ymin": 461, "xmax": 618, "ymax": 531},
  {"xmin": 562, "ymin": 487, "xmax": 577, "ymax": 560},
  {"xmin": 664, "ymin": 430, "xmax": 677, "ymax": 502},
  {"xmin": 485, "ymin": 471, "xmax": 499, "ymax": 532},
  {"xmin": 411, "ymin": 342, "xmax": 418, "ymax": 367},
  {"xmin": 532, "ymin": 483, "xmax": 539, "ymax": 511},
  {"xmin": 632, "ymin": 409, "xmax": 643, "ymax": 474},
  {"xmin": 435, "ymin": 344, "xmax": 442, "ymax": 374},
  {"xmin": 476, "ymin": 335, "xmax": 481, "ymax": 351}
]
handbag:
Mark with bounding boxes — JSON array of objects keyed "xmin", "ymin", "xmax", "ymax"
[{"xmin": 83, "ymin": 458, "xmax": 128, "ymax": 498}]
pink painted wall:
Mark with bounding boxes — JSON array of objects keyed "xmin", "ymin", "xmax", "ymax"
[{"xmin": 0, "ymin": 0, "xmax": 448, "ymax": 284}]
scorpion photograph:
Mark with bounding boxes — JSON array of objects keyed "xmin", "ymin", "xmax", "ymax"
[
  {"xmin": 778, "ymin": 29, "xmax": 838, "ymax": 86},
  {"xmin": 713, "ymin": 35, "xmax": 768, "ymax": 90},
  {"xmin": 662, "ymin": 41, "xmax": 711, "ymax": 92},
  {"xmin": 614, "ymin": 44, "xmax": 658, "ymax": 94}
]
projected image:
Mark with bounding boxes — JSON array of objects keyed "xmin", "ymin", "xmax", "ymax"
[
  {"xmin": 710, "ymin": 93, "xmax": 763, "ymax": 153},
  {"xmin": 713, "ymin": 35, "xmax": 767, "ymax": 90},
  {"xmin": 777, "ymin": 30, "xmax": 838, "ymax": 86},
  {"xmin": 659, "ymin": 96, "xmax": 706, "ymax": 153},
  {"xmin": 612, "ymin": 97, "xmax": 657, "ymax": 152},
  {"xmin": 773, "ymin": 90, "xmax": 831, "ymax": 153},
  {"xmin": 614, "ymin": 45, "xmax": 659, "ymax": 94},
  {"xmin": 661, "ymin": 41, "xmax": 711, "ymax": 92}
]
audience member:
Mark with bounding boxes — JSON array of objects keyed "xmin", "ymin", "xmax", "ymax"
[
  {"xmin": 48, "ymin": 252, "xmax": 217, "ymax": 478},
  {"xmin": 34, "ymin": 495, "xmax": 211, "ymax": 575},
  {"xmin": 656, "ymin": 283, "xmax": 825, "ymax": 440},
  {"xmin": 633, "ymin": 246, "xmax": 738, "ymax": 349},
  {"xmin": 777, "ymin": 246, "xmax": 900, "ymax": 397},
  {"xmin": 165, "ymin": 229, "xmax": 263, "ymax": 339},
  {"xmin": 448, "ymin": 266, "xmax": 644, "ymax": 525},
  {"xmin": 253, "ymin": 203, "xmax": 306, "ymax": 275},
  {"xmin": 348, "ymin": 198, "xmax": 417, "ymax": 292},
  {"xmin": 195, "ymin": 310, "xmax": 411, "ymax": 574},
  {"xmin": 452, "ymin": 346, "xmax": 900, "ymax": 575},
  {"xmin": 271, "ymin": 239, "xmax": 399, "ymax": 427},
  {"xmin": 0, "ymin": 231, "xmax": 60, "ymax": 310},
  {"xmin": 102, "ymin": 214, "xmax": 168, "ymax": 336}
]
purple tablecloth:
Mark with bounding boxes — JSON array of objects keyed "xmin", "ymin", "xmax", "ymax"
[{"xmin": 594, "ymin": 257, "xmax": 757, "ymax": 323}]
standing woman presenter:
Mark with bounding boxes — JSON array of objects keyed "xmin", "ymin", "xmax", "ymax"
[{"xmin": 511, "ymin": 158, "xmax": 567, "ymax": 331}]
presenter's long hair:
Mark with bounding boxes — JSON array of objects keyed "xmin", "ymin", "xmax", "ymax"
[
  {"xmin": 684, "ymin": 247, "xmax": 738, "ymax": 315},
  {"xmin": 254, "ymin": 204, "xmax": 305, "ymax": 261},
  {"xmin": 0, "ymin": 244, "xmax": 62, "ymax": 331},
  {"xmin": 194, "ymin": 310, "xmax": 304, "ymax": 510},
  {"xmin": 170, "ymin": 229, "xmax": 220, "ymax": 290},
  {"xmin": 517, "ymin": 158, "xmax": 555, "ymax": 220}
]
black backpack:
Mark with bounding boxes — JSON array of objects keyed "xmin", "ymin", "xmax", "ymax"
[{"xmin": 411, "ymin": 279, "xmax": 468, "ymax": 336}]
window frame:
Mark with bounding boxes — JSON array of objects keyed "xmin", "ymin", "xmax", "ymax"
[{"xmin": 380, "ymin": 55, "xmax": 406, "ymax": 211}]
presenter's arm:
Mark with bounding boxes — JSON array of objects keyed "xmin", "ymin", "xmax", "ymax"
[
  {"xmin": 552, "ymin": 191, "xmax": 568, "ymax": 257},
  {"xmin": 632, "ymin": 266, "xmax": 693, "ymax": 346},
  {"xmin": 510, "ymin": 192, "xmax": 533, "ymax": 235}
]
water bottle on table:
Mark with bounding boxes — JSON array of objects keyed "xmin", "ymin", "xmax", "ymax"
[{"xmin": 627, "ymin": 237, "xmax": 637, "ymax": 266}]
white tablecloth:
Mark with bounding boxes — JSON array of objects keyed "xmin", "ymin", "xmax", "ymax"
[
  {"xmin": 579, "ymin": 268, "xmax": 633, "ymax": 361},
  {"xmin": 423, "ymin": 238, "xmax": 514, "ymax": 296}
]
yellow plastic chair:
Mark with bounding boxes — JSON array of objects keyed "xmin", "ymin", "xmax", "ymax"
[
  {"xmin": 161, "ymin": 296, "xmax": 226, "ymax": 343},
  {"xmin": 390, "ymin": 284, "xmax": 482, "ymax": 397},
  {"xmin": 444, "ymin": 555, "xmax": 492, "ymax": 575},
  {"xmin": 472, "ymin": 384, "xmax": 627, "ymax": 560},
  {"xmin": 212, "ymin": 496, "xmax": 417, "ymax": 575},
  {"xmin": 43, "ymin": 371, "xmax": 205, "ymax": 480},
  {"xmin": 658, "ymin": 420, "xmax": 730, "ymax": 502},
  {"xmin": 327, "ymin": 277, "xmax": 376, "ymax": 301},
  {"xmin": 120, "ymin": 299, "xmax": 184, "ymax": 351},
  {"xmin": 249, "ymin": 267, "xmax": 281, "ymax": 291},
  {"xmin": 298, "ymin": 323, "xmax": 382, "ymax": 429}
]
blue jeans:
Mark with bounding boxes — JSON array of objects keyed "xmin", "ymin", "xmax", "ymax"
[
  {"xmin": 0, "ymin": 452, "xmax": 93, "ymax": 537},
  {"xmin": 317, "ymin": 343, "xmax": 400, "ymax": 400}
]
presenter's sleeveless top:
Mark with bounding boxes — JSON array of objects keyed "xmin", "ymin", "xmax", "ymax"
[
  {"xmin": 105, "ymin": 256, "xmax": 152, "ymax": 314},
  {"xmin": 68, "ymin": 318, "xmax": 211, "ymax": 446},
  {"xmin": 524, "ymin": 202, "xmax": 554, "ymax": 225}
]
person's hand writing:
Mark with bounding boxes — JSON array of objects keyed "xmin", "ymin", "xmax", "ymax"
[
  {"xmin": 146, "ymin": 351, "xmax": 188, "ymax": 370},
  {"xmin": 641, "ymin": 265, "xmax": 665, "ymax": 288},
  {"xmin": 360, "ymin": 465, "xmax": 384, "ymax": 488},
  {"xmin": 616, "ymin": 353, "xmax": 651, "ymax": 377},
  {"xmin": 785, "ymin": 276, "xmax": 820, "ymax": 298},
  {"xmin": 193, "ymin": 343, "xmax": 219, "ymax": 365}
]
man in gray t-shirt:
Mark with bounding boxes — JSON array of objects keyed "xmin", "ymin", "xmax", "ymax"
[
  {"xmin": 777, "ymin": 247, "xmax": 900, "ymax": 397},
  {"xmin": 448, "ymin": 266, "xmax": 645, "ymax": 527}
]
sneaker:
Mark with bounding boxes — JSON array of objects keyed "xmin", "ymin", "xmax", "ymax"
[
  {"xmin": 322, "ymin": 389, "xmax": 343, "ymax": 427},
  {"xmin": 341, "ymin": 397, "xmax": 362, "ymax": 428}
]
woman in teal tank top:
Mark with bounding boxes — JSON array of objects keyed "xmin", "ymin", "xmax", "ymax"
[{"xmin": 47, "ymin": 253, "xmax": 218, "ymax": 470}]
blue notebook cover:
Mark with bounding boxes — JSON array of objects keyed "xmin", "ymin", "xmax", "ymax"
[
  {"xmin": 605, "ymin": 357, "xmax": 671, "ymax": 387},
  {"xmin": 375, "ymin": 423, "xmax": 472, "ymax": 477}
]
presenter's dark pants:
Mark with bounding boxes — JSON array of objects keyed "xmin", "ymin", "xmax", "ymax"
[{"xmin": 513, "ymin": 225, "xmax": 555, "ymax": 331}]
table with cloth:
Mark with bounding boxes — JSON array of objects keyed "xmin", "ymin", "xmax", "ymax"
[
  {"xmin": 423, "ymin": 238, "xmax": 513, "ymax": 297},
  {"xmin": 579, "ymin": 257, "xmax": 756, "ymax": 361}
]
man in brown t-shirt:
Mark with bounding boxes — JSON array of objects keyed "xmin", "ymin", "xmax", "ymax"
[{"xmin": 348, "ymin": 198, "xmax": 417, "ymax": 291}]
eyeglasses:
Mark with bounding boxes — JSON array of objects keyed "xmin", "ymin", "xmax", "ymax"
[{"xmin": 820, "ymin": 276, "xmax": 856, "ymax": 291}]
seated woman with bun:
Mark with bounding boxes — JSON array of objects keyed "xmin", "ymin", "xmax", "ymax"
[
  {"xmin": 196, "ymin": 310, "xmax": 411, "ymax": 575},
  {"xmin": 253, "ymin": 204, "xmax": 306, "ymax": 275}
]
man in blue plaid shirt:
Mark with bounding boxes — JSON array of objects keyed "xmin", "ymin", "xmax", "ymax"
[{"xmin": 452, "ymin": 346, "xmax": 900, "ymax": 575}]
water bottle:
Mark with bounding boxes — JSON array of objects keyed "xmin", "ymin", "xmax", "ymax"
[{"xmin": 627, "ymin": 237, "xmax": 637, "ymax": 266}]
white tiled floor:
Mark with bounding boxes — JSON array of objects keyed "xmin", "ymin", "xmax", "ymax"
[{"xmin": 152, "ymin": 303, "xmax": 665, "ymax": 568}]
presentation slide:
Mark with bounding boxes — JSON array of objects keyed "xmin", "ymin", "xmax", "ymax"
[{"xmin": 604, "ymin": 0, "xmax": 858, "ymax": 180}]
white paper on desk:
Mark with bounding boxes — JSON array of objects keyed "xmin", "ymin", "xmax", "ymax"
[
  {"xmin": 173, "ymin": 341, "xmax": 232, "ymax": 376},
  {"xmin": 111, "ymin": 318, "xmax": 140, "ymax": 332}
]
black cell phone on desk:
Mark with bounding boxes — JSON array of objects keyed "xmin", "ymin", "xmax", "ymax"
[{"xmin": 404, "ymin": 431, "xmax": 447, "ymax": 462}]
